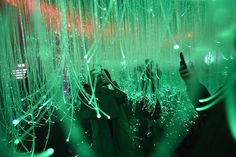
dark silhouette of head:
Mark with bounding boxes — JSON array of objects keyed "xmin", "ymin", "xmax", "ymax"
[{"xmin": 102, "ymin": 68, "xmax": 112, "ymax": 81}]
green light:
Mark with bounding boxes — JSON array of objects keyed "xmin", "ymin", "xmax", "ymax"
[
  {"xmin": 173, "ymin": 44, "xmax": 180, "ymax": 50},
  {"xmin": 97, "ymin": 114, "xmax": 101, "ymax": 119},
  {"xmin": 12, "ymin": 119, "xmax": 20, "ymax": 125},
  {"xmin": 14, "ymin": 139, "xmax": 20, "ymax": 145},
  {"xmin": 46, "ymin": 148, "xmax": 54, "ymax": 156}
]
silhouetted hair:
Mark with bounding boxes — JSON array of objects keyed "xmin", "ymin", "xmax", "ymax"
[{"xmin": 102, "ymin": 68, "xmax": 112, "ymax": 81}]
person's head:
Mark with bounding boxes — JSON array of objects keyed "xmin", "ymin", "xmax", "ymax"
[
  {"xmin": 90, "ymin": 68, "xmax": 112, "ymax": 86},
  {"xmin": 145, "ymin": 59, "xmax": 150, "ymax": 65},
  {"xmin": 144, "ymin": 59, "xmax": 154, "ymax": 79},
  {"xmin": 145, "ymin": 59, "xmax": 154, "ymax": 70},
  {"xmin": 99, "ymin": 68, "xmax": 112, "ymax": 86},
  {"xmin": 89, "ymin": 68, "xmax": 100, "ymax": 85}
]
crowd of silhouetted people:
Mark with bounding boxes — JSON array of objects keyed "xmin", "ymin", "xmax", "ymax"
[
  {"xmin": 9, "ymin": 47, "xmax": 236, "ymax": 157},
  {"xmin": 1, "ymin": 30, "xmax": 236, "ymax": 157}
]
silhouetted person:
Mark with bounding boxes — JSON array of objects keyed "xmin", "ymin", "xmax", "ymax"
[
  {"xmin": 134, "ymin": 59, "xmax": 162, "ymax": 157},
  {"xmin": 177, "ymin": 49, "xmax": 236, "ymax": 157},
  {"xmin": 16, "ymin": 71, "xmax": 74, "ymax": 157},
  {"xmin": 78, "ymin": 68, "xmax": 134, "ymax": 157}
]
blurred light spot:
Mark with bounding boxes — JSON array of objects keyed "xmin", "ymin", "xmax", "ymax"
[
  {"xmin": 14, "ymin": 139, "xmax": 20, "ymax": 145},
  {"xmin": 12, "ymin": 119, "xmax": 19, "ymax": 125},
  {"xmin": 46, "ymin": 148, "xmax": 54, "ymax": 156},
  {"xmin": 204, "ymin": 51, "xmax": 215, "ymax": 65},
  {"xmin": 173, "ymin": 44, "xmax": 180, "ymax": 50}
]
